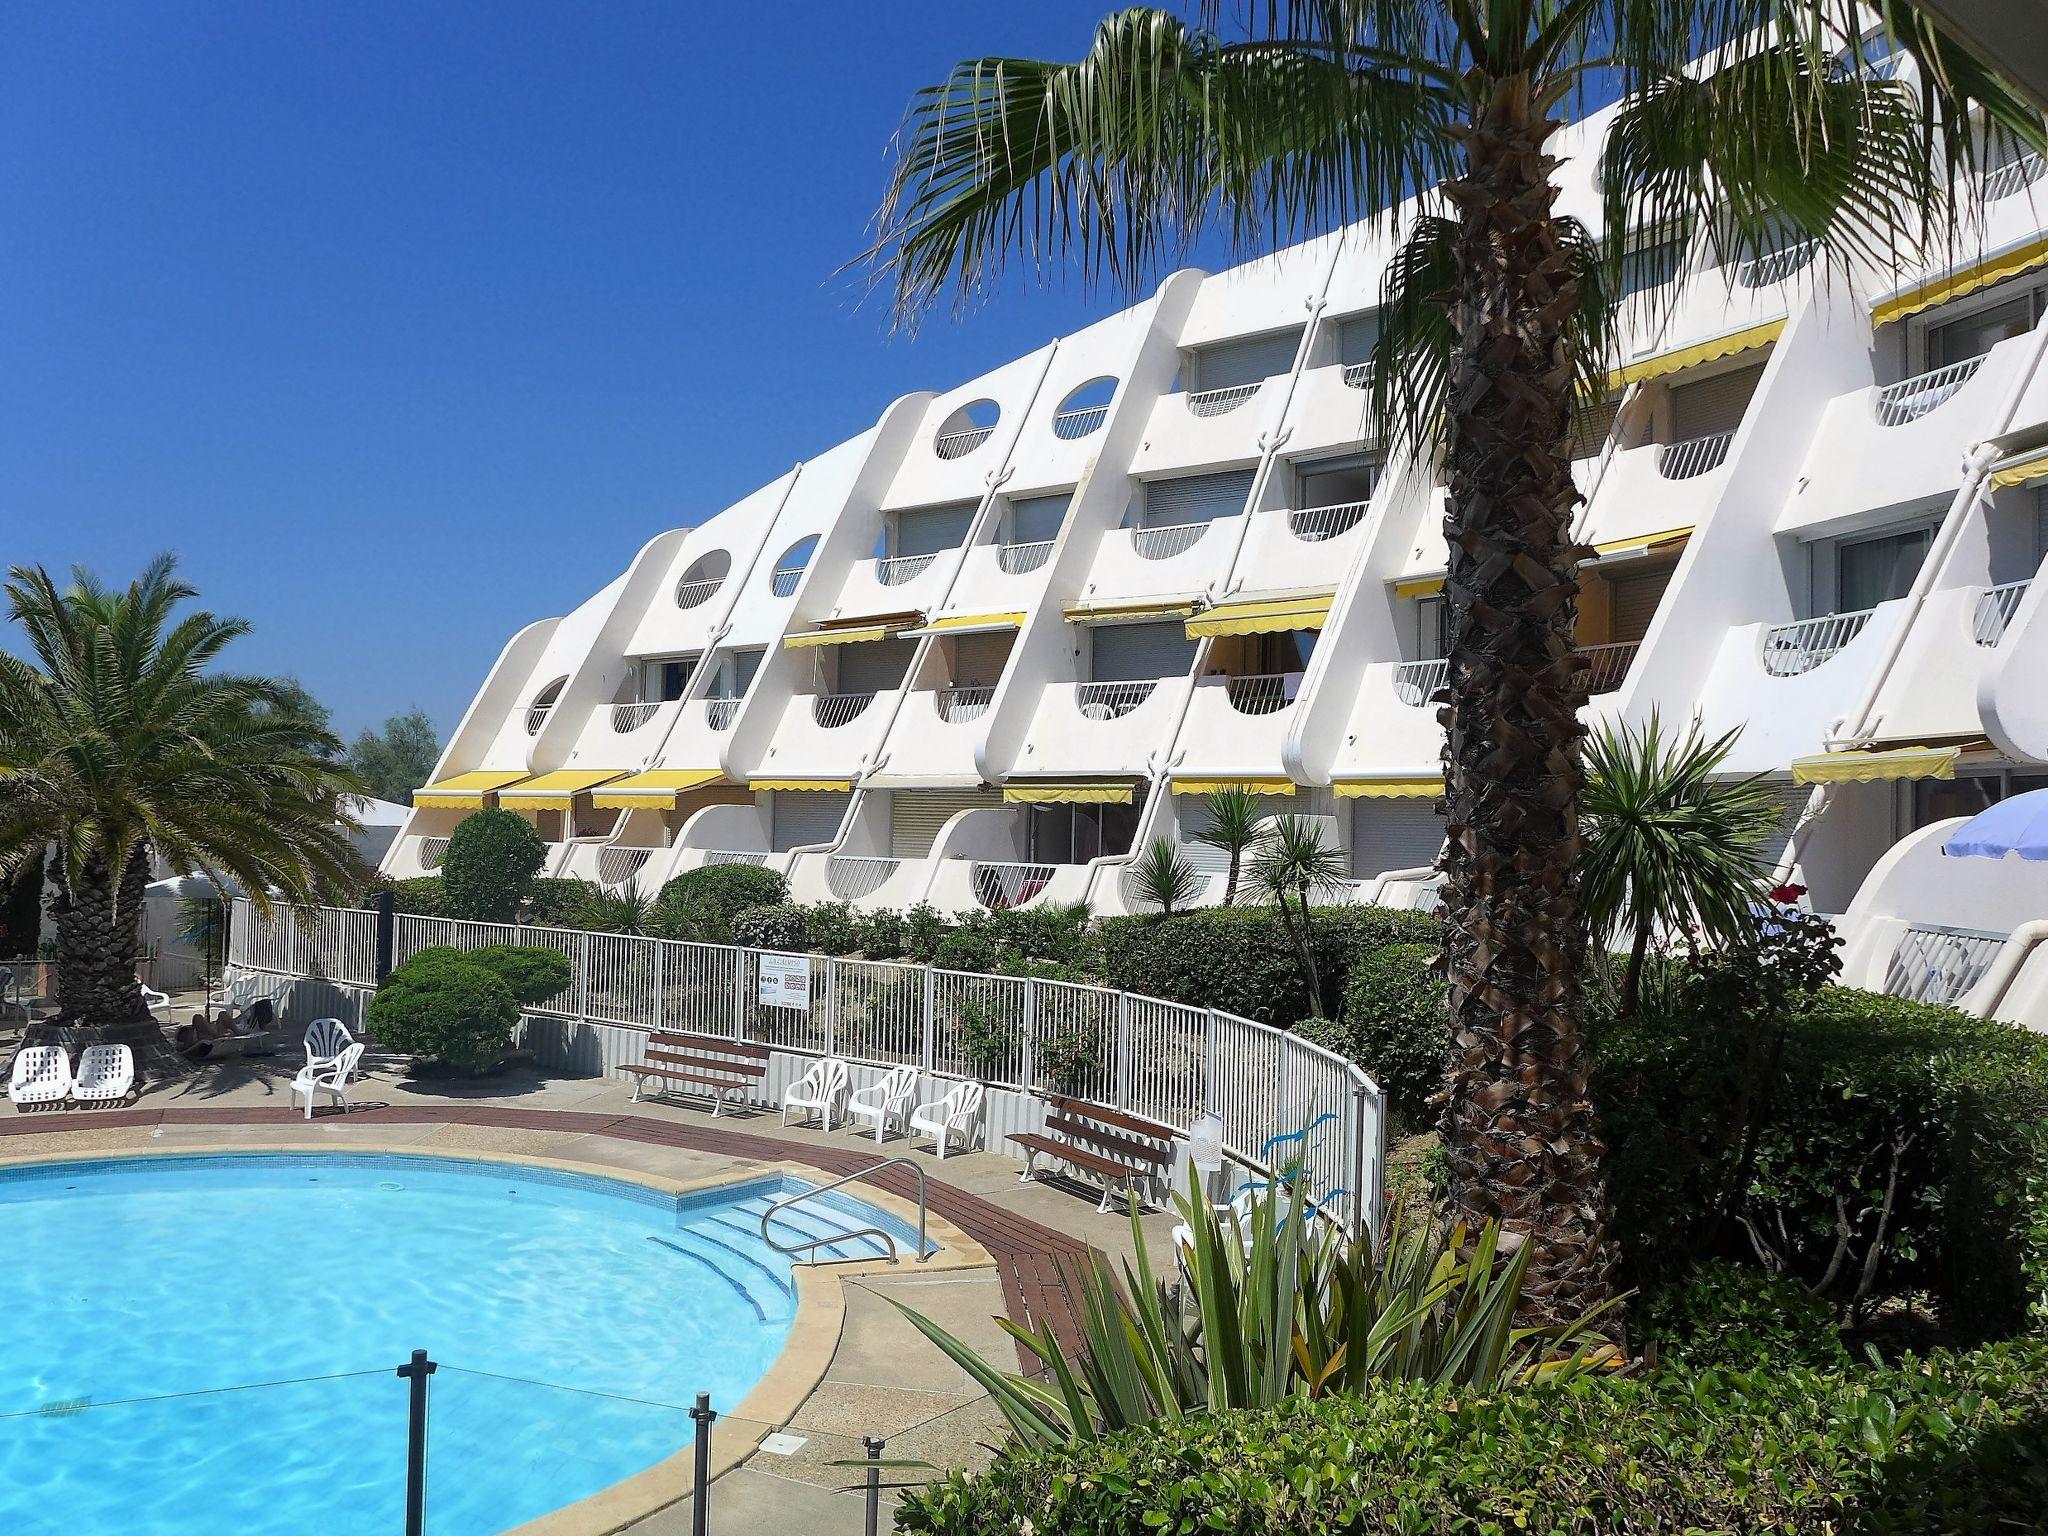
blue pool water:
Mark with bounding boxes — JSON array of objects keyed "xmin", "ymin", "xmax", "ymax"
[{"xmin": 0, "ymin": 1152, "xmax": 917, "ymax": 1534}]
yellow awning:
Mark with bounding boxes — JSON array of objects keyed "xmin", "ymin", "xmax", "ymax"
[
  {"xmin": 1990, "ymin": 448, "xmax": 2048, "ymax": 491},
  {"xmin": 1171, "ymin": 776, "xmax": 1296, "ymax": 797},
  {"xmin": 1608, "ymin": 319, "xmax": 1784, "ymax": 389},
  {"xmin": 495, "ymin": 769, "xmax": 628, "ymax": 811},
  {"xmin": 784, "ymin": 622, "xmax": 909, "ymax": 650},
  {"xmin": 589, "ymin": 769, "xmax": 727, "ymax": 810},
  {"xmin": 1333, "ymin": 776, "xmax": 1444, "ymax": 800},
  {"xmin": 926, "ymin": 612, "xmax": 1025, "ymax": 631},
  {"xmin": 1873, "ymin": 234, "xmax": 2048, "ymax": 326},
  {"xmin": 1592, "ymin": 526, "xmax": 1693, "ymax": 559},
  {"xmin": 1002, "ymin": 780, "xmax": 1136, "ymax": 805},
  {"xmin": 1791, "ymin": 747, "xmax": 1959, "ymax": 785},
  {"xmin": 412, "ymin": 770, "xmax": 530, "ymax": 809},
  {"xmin": 1393, "ymin": 575, "xmax": 1445, "ymax": 600},
  {"xmin": 1186, "ymin": 594, "xmax": 1334, "ymax": 638},
  {"xmin": 1062, "ymin": 598, "xmax": 1200, "ymax": 623},
  {"xmin": 753, "ymin": 777, "xmax": 854, "ymax": 793}
]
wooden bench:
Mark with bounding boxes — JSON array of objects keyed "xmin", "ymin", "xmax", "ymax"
[
  {"xmin": 1010, "ymin": 1095, "xmax": 1176, "ymax": 1212},
  {"xmin": 622, "ymin": 1030, "xmax": 769, "ymax": 1116}
]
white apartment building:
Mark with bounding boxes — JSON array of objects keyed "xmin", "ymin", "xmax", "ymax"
[{"xmin": 385, "ymin": 44, "xmax": 2048, "ymax": 1030}]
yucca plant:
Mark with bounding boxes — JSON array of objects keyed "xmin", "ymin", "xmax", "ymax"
[
  {"xmin": 1192, "ymin": 785, "xmax": 1263, "ymax": 906},
  {"xmin": 1580, "ymin": 714, "xmax": 1783, "ymax": 1017},
  {"xmin": 1254, "ymin": 814, "xmax": 1348, "ymax": 1018},
  {"xmin": 1129, "ymin": 837, "xmax": 1204, "ymax": 915},
  {"xmin": 570, "ymin": 880, "xmax": 655, "ymax": 936},
  {"xmin": 892, "ymin": 1176, "xmax": 1613, "ymax": 1450}
]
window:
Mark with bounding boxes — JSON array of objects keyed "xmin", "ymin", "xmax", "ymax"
[
  {"xmin": 705, "ymin": 648, "xmax": 763, "ymax": 700},
  {"xmin": 1911, "ymin": 770, "xmax": 2048, "ymax": 830},
  {"xmin": 1088, "ymin": 621, "xmax": 1199, "ymax": 682},
  {"xmin": 1927, "ymin": 292, "xmax": 2041, "ymax": 370},
  {"xmin": 1569, "ymin": 392, "xmax": 1624, "ymax": 460},
  {"xmin": 1415, "ymin": 595, "xmax": 1448, "ymax": 660},
  {"xmin": 1838, "ymin": 527, "xmax": 1933, "ymax": 611},
  {"xmin": 1027, "ymin": 800, "xmax": 1140, "ymax": 864},
  {"xmin": 1297, "ymin": 453, "xmax": 1378, "ymax": 508},
  {"xmin": 1334, "ymin": 312, "xmax": 1379, "ymax": 367},
  {"xmin": 1183, "ymin": 327, "xmax": 1303, "ymax": 392},
  {"xmin": 641, "ymin": 656, "xmax": 696, "ymax": 702},
  {"xmin": 1007, "ymin": 492, "xmax": 1070, "ymax": 545},
  {"xmin": 891, "ymin": 501, "xmax": 977, "ymax": 558},
  {"xmin": 1142, "ymin": 469, "xmax": 1257, "ymax": 528},
  {"xmin": 1617, "ymin": 233, "xmax": 1685, "ymax": 301}
]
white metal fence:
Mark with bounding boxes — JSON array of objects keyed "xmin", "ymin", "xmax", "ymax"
[
  {"xmin": 1883, "ymin": 923, "xmax": 2006, "ymax": 1006},
  {"xmin": 825, "ymin": 856, "xmax": 901, "ymax": 901},
  {"xmin": 934, "ymin": 425, "xmax": 995, "ymax": 460},
  {"xmin": 228, "ymin": 898, "xmax": 1385, "ymax": 1225},
  {"xmin": 1874, "ymin": 357, "xmax": 1985, "ymax": 426},
  {"xmin": 1075, "ymin": 681, "xmax": 1158, "ymax": 719},
  {"xmin": 1392, "ymin": 658, "xmax": 1449, "ymax": 706},
  {"xmin": 1185, "ymin": 383, "xmax": 1260, "ymax": 417},
  {"xmin": 1656, "ymin": 429, "xmax": 1735, "ymax": 480},
  {"xmin": 1132, "ymin": 521, "xmax": 1213, "ymax": 561},
  {"xmin": 997, "ymin": 539, "xmax": 1054, "ymax": 574},
  {"xmin": 1734, "ymin": 237, "xmax": 1820, "ymax": 288},
  {"xmin": 1761, "ymin": 609, "xmax": 1876, "ymax": 675},
  {"xmin": 876, "ymin": 553, "xmax": 939, "ymax": 587},
  {"xmin": 933, "ymin": 685, "xmax": 994, "ymax": 723},
  {"xmin": 1052, "ymin": 405, "xmax": 1108, "ymax": 439},
  {"xmin": 1973, "ymin": 580, "xmax": 2031, "ymax": 646},
  {"xmin": 812, "ymin": 691, "xmax": 877, "ymax": 728},
  {"xmin": 1289, "ymin": 501, "xmax": 1370, "ymax": 542}
]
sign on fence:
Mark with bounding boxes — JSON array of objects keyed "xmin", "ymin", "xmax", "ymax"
[{"xmin": 757, "ymin": 953, "xmax": 810, "ymax": 1010}]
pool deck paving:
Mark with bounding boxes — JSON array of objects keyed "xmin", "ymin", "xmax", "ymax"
[{"xmin": 0, "ymin": 1034, "xmax": 1181, "ymax": 1534}]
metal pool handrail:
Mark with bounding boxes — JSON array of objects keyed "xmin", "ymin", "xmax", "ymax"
[{"xmin": 760, "ymin": 1157, "xmax": 931, "ymax": 1265}]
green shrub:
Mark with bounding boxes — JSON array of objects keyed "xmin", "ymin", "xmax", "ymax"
[
  {"xmin": 803, "ymin": 901, "xmax": 862, "ymax": 956},
  {"xmin": 646, "ymin": 894, "xmax": 720, "ymax": 943},
  {"xmin": 520, "ymin": 877, "xmax": 587, "ymax": 928},
  {"xmin": 367, "ymin": 948, "xmax": 520, "ymax": 1073},
  {"xmin": 1596, "ymin": 984, "xmax": 2048, "ymax": 1335},
  {"xmin": 853, "ymin": 907, "xmax": 906, "ymax": 959},
  {"xmin": 897, "ymin": 1342, "xmax": 2048, "ymax": 1536},
  {"xmin": 1636, "ymin": 1259, "xmax": 1849, "ymax": 1371},
  {"xmin": 439, "ymin": 809, "xmax": 546, "ymax": 922},
  {"xmin": 732, "ymin": 903, "xmax": 809, "ymax": 952},
  {"xmin": 902, "ymin": 903, "xmax": 947, "ymax": 963},
  {"xmin": 386, "ymin": 876, "xmax": 446, "ymax": 916},
  {"xmin": 933, "ymin": 927, "xmax": 1000, "ymax": 974},
  {"xmin": 656, "ymin": 864, "xmax": 789, "ymax": 928},
  {"xmin": 1098, "ymin": 905, "xmax": 1437, "ymax": 1025},
  {"xmin": 1334, "ymin": 941, "xmax": 1445, "ymax": 1130},
  {"xmin": 956, "ymin": 998, "xmax": 1012, "ymax": 1081},
  {"xmin": 457, "ymin": 944, "xmax": 572, "ymax": 1008}
]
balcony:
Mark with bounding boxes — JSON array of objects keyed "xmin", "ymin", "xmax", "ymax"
[
  {"xmin": 703, "ymin": 849, "xmax": 769, "ymax": 868},
  {"xmin": 769, "ymin": 567, "xmax": 803, "ymax": 597},
  {"xmin": 524, "ymin": 705, "xmax": 551, "ymax": 735},
  {"xmin": 596, "ymin": 846, "xmax": 653, "ymax": 891},
  {"xmin": 1132, "ymin": 522, "xmax": 1214, "ymax": 561},
  {"xmin": 826, "ymin": 855, "xmax": 901, "ymax": 901},
  {"xmin": 1575, "ymin": 640, "xmax": 1641, "ymax": 695},
  {"xmin": 673, "ymin": 576, "xmax": 722, "ymax": 611},
  {"xmin": 611, "ymin": 701, "xmax": 664, "ymax": 733},
  {"xmin": 1341, "ymin": 361, "xmax": 1370, "ymax": 389},
  {"xmin": 1075, "ymin": 681, "xmax": 1157, "ymax": 720},
  {"xmin": 971, "ymin": 861, "xmax": 1058, "ymax": 909},
  {"xmin": 1735, "ymin": 238, "xmax": 1820, "ymax": 289},
  {"xmin": 705, "ymin": 697, "xmax": 742, "ymax": 731},
  {"xmin": 876, "ymin": 553, "xmax": 938, "ymax": 588},
  {"xmin": 420, "ymin": 837, "xmax": 450, "ymax": 871},
  {"xmin": 1974, "ymin": 580, "xmax": 2031, "ymax": 646},
  {"xmin": 1656, "ymin": 430, "xmax": 1734, "ymax": 480},
  {"xmin": 1983, "ymin": 153, "xmax": 2047, "ymax": 203},
  {"xmin": 1186, "ymin": 382, "xmax": 1261, "ymax": 418},
  {"xmin": 1052, "ymin": 405, "xmax": 1107, "ymax": 440},
  {"xmin": 934, "ymin": 685, "xmax": 994, "ymax": 723},
  {"xmin": 998, "ymin": 539, "xmax": 1054, "ymax": 574},
  {"xmin": 1882, "ymin": 922, "xmax": 2005, "ymax": 1005},
  {"xmin": 1874, "ymin": 358, "xmax": 1985, "ymax": 427},
  {"xmin": 1220, "ymin": 672, "xmax": 1295, "ymax": 716},
  {"xmin": 1761, "ymin": 610, "xmax": 1876, "ymax": 675},
  {"xmin": 1392, "ymin": 658, "xmax": 1448, "ymax": 706},
  {"xmin": 813, "ymin": 691, "xmax": 878, "ymax": 729},
  {"xmin": 934, "ymin": 424, "xmax": 995, "ymax": 460},
  {"xmin": 1288, "ymin": 501, "xmax": 1370, "ymax": 542}
]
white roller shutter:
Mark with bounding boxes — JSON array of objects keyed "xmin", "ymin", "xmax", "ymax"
[
  {"xmin": 2035, "ymin": 486, "xmax": 2048, "ymax": 562},
  {"xmin": 771, "ymin": 792, "xmax": 850, "ymax": 852},
  {"xmin": 1336, "ymin": 312, "xmax": 1379, "ymax": 366},
  {"xmin": 894, "ymin": 501, "xmax": 979, "ymax": 558},
  {"xmin": 1188, "ymin": 327, "xmax": 1303, "ymax": 390},
  {"xmin": 836, "ymin": 638, "xmax": 915, "ymax": 695},
  {"xmin": 951, "ymin": 630, "xmax": 1013, "ymax": 687},
  {"xmin": 1571, "ymin": 393, "xmax": 1622, "ymax": 459},
  {"xmin": 1351, "ymin": 801, "xmax": 1445, "ymax": 878},
  {"xmin": 1608, "ymin": 569, "xmax": 1669, "ymax": 645},
  {"xmin": 890, "ymin": 789, "xmax": 1000, "ymax": 858},
  {"xmin": 1670, "ymin": 364, "xmax": 1764, "ymax": 440},
  {"xmin": 1090, "ymin": 620, "xmax": 1199, "ymax": 681},
  {"xmin": 1010, "ymin": 493, "xmax": 1071, "ymax": 544},
  {"xmin": 1143, "ymin": 469, "xmax": 1257, "ymax": 528}
]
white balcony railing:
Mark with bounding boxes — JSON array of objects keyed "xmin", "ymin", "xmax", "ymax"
[
  {"xmin": 702, "ymin": 849, "xmax": 768, "ymax": 867},
  {"xmin": 1874, "ymin": 357, "xmax": 1985, "ymax": 427},
  {"xmin": 1222, "ymin": 673, "xmax": 1294, "ymax": 716},
  {"xmin": 1761, "ymin": 609, "xmax": 1876, "ymax": 675},
  {"xmin": 972, "ymin": 861, "xmax": 1058, "ymax": 909},
  {"xmin": 419, "ymin": 837, "xmax": 451, "ymax": 871},
  {"xmin": 998, "ymin": 539, "xmax": 1054, "ymax": 574},
  {"xmin": 611, "ymin": 701, "xmax": 662, "ymax": 733},
  {"xmin": 596, "ymin": 847, "xmax": 652, "ymax": 891},
  {"xmin": 1392, "ymin": 658, "xmax": 1449, "ymax": 706},
  {"xmin": 674, "ymin": 576, "xmax": 722, "ymax": 611},
  {"xmin": 1657, "ymin": 430, "xmax": 1735, "ymax": 480},
  {"xmin": 812, "ymin": 691, "xmax": 878, "ymax": 729},
  {"xmin": 1883, "ymin": 923, "xmax": 2006, "ymax": 1006},
  {"xmin": 1052, "ymin": 405, "xmax": 1108, "ymax": 439},
  {"xmin": 1341, "ymin": 361, "xmax": 1371, "ymax": 390},
  {"xmin": 1575, "ymin": 640, "xmax": 1641, "ymax": 695},
  {"xmin": 1982, "ymin": 152, "xmax": 2047, "ymax": 203},
  {"xmin": 1973, "ymin": 580, "xmax": 2031, "ymax": 646},
  {"xmin": 705, "ymin": 697, "xmax": 742, "ymax": 731},
  {"xmin": 524, "ymin": 705, "xmax": 552, "ymax": 735},
  {"xmin": 826, "ymin": 855, "xmax": 901, "ymax": 900},
  {"xmin": 934, "ymin": 425, "xmax": 995, "ymax": 460},
  {"xmin": 934, "ymin": 685, "xmax": 994, "ymax": 723},
  {"xmin": 1132, "ymin": 521, "xmax": 1212, "ymax": 561},
  {"xmin": 1735, "ymin": 237, "xmax": 1820, "ymax": 288},
  {"xmin": 1289, "ymin": 501, "xmax": 1370, "ymax": 542},
  {"xmin": 770, "ymin": 567, "xmax": 803, "ymax": 597},
  {"xmin": 1186, "ymin": 382, "xmax": 1261, "ymax": 418},
  {"xmin": 1076, "ymin": 681, "xmax": 1158, "ymax": 720},
  {"xmin": 876, "ymin": 552, "xmax": 939, "ymax": 587}
]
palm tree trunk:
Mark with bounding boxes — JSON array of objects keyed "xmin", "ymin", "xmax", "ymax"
[
  {"xmin": 1223, "ymin": 849, "xmax": 1240, "ymax": 907},
  {"xmin": 1436, "ymin": 76, "xmax": 1620, "ymax": 1325},
  {"xmin": 47, "ymin": 842, "xmax": 152, "ymax": 1024}
]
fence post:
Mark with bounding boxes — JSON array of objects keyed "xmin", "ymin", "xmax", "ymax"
[
  {"xmin": 1020, "ymin": 977, "xmax": 1036, "ymax": 1094},
  {"xmin": 1203, "ymin": 1008, "xmax": 1219, "ymax": 1117},
  {"xmin": 863, "ymin": 1434, "xmax": 886, "ymax": 1536},
  {"xmin": 689, "ymin": 1391, "xmax": 717, "ymax": 1536},
  {"xmin": 373, "ymin": 890, "xmax": 396, "ymax": 984},
  {"xmin": 732, "ymin": 948, "xmax": 748, "ymax": 1039},
  {"xmin": 652, "ymin": 941, "xmax": 667, "ymax": 1034},
  {"xmin": 824, "ymin": 957, "xmax": 837, "ymax": 1056},
  {"xmin": 396, "ymin": 1349, "xmax": 437, "ymax": 1536},
  {"xmin": 576, "ymin": 932, "xmax": 591, "ymax": 1023},
  {"xmin": 1115, "ymin": 993, "xmax": 1132, "ymax": 1109},
  {"xmin": 920, "ymin": 967, "xmax": 935, "ymax": 1079},
  {"xmin": 1351, "ymin": 1082, "xmax": 1371, "ymax": 1246}
]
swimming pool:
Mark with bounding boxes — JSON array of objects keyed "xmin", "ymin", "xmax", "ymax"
[{"xmin": 0, "ymin": 1152, "xmax": 919, "ymax": 1534}]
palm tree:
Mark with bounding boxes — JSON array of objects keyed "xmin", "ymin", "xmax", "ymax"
[
  {"xmin": 1581, "ymin": 714, "xmax": 1783, "ymax": 1017},
  {"xmin": 865, "ymin": 3, "xmax": 2028, "ymax": 1321},
  {"xmin": 1192, "ymin": 785, "xmax": 1263, "ymax": 905},
  {"xmin": 1130, "ymin": 837, "xmax": 1204, "ymax": 915},
  {"xmin": 0, "ymin": 557, "xmax": 364, "ymax": 1038},
  {"xmin": 1253, "ymin": 815, "xmax": 1348, "ymax": 1018}
]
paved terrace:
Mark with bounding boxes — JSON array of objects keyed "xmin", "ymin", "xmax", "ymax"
[{"xmin": 0, "ymin": 1022, "xmax": 1181, "ymax": 1533}]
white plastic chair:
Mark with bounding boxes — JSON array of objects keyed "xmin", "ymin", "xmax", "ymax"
[
  {"xmin": 291, "ymin": 1042, "xmax": 363, "ymax": 1119},
  {"xmin": 139, "ymin": 984, "xmax": 171, "ymax": 1017},
  {"xmin": 847, "ymin": 1064, "xmax": 919, "ymax": 1144},
  {"xmin": 8, "ymin": 1045, "xmax": 72, "ymax": 1110},
  {"xmin": 909, "ymin": 1080, "xmax": 985, "ymax": 1159},
  {"xmin": 71, "ymin": 1044, "xmax": 136, "ymax": 1107},
  {"xmin": 304, "ymin": 1018, "xmax": 357, "ymax": 1078},
  {"xmin": 781, "ymin": 1057, "xmax": 851, "ymax": 1130}
]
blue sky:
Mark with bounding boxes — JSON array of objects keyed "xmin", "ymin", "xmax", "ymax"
[{"xmin": 1, "ymin": 1, "xmax": 1247, "ymax": 742}]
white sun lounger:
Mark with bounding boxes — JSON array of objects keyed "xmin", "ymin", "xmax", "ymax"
[
  {"xmin": 9, "ymin": 1045, "xmax": 72, "ymax": 1110},
  {"xmin": 847, "ymin": 1064, "xmax": 919, "ymax": 1144},
  {"xmin": 71, "ymin": 1044, "xmax": 137, "ymax": 1107},
  {"xmin": 781, "ymin": 1057, "xmax": 850, "ymax": 1131}
]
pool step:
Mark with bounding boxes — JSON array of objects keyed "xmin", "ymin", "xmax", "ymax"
[
  {"xmin": 728, "ymin": 1192, "xmax": 899, "ymax": 1264},
  {"xmin": 644, "ymin": 1234, "xmax": 792, "ymax": 1323}
]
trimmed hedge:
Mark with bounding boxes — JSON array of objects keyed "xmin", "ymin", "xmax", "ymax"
[
  {"xmin": 1296, "ymin": 941, "xmax": 1444, "ymax": 1130},
  {"xmin": 439, "ymin": 810, "xmax": 546, "ymax": 922},
  {"xmin": 656, "ymin": 864, "xmax": 789, "ymax": 935},
  {"xmin": 1098, "ymin": 906, "xmax": 1436, "ymax": 1025},
  {"xmin": 366, "ymin": 943, "xmax": 570, "ymax": 1073},
  {"xmin": 896, "ymin": 1343, "xmax": 2048, "ymax": 1535},
  {"xmin": 1636, "ymin": 1259, "xmax": 1849, "ymax": 1371}
]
